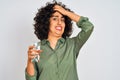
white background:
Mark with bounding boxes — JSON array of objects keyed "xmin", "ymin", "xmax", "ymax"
[{"xmin": 0, "ymin": 0, "xmax": 120, "ymax": 80}]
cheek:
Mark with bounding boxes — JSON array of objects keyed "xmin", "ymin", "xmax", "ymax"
[
  {"xmin": 50, "ymin": 21, "xmax": 56, "ymax": 27},
  {"xmin": 49, "ymin": 21, "xmax": 55, "ymax": 27},
  {"xmin": 49, "ymin": 24, "xmax": 56, "ymax": 31},
  {"xmin": 63, "ymin": 23, "xmax": 65, "ymax": 29}
]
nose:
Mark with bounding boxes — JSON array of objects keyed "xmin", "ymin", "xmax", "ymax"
[{"xmin": 58, "ymin": 19, "xmax": 62, "ymax": 25}]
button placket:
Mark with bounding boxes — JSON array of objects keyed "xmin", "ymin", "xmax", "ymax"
[{"xmin": 55, "ymin": 50, "xmax": 60, "ymax": 79}]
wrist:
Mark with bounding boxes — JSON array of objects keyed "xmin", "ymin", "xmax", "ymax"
[{"xmin": 27, "ymin": 58, "xmax": 32, "ymax": 64}]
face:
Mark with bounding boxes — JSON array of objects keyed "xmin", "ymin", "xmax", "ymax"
[{"xmin": 48, "ymin": 12, "xmax": 65, "ymax": 38}]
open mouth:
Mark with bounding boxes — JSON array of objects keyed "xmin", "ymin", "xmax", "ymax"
[{"xmin": 55, "ymin": 26, "xmax": 62, "ymax": 31}]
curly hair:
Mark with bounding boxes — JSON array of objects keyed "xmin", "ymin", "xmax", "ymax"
[{"xmin": 34, "ymin": 1, "xmax": 73, "ymax": 40}]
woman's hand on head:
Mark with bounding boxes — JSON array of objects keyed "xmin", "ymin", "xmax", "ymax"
[
  {"xmin": 54, "ymin": 5, "xmax": 80, "ymax": 22},
  {"xmin": 54, "ymin": 5, "xmax": 68, "ymax": 16}
]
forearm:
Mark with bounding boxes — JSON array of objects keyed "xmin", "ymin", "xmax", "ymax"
[
  {"xmin": 65, "ymin": 11, "xmax": 80, "ymax": 22},
  {"xmin": 25, "ymin": 45, "xmax": 39, "ymax": 80},
  {"xmin": 26, "ymin": 60, "xmax": 35, "ymax": 76}
]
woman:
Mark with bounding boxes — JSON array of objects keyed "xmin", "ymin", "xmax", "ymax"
[{"xmin": 25, "ymin": 1, "xmax": 94, "ymax": 80}]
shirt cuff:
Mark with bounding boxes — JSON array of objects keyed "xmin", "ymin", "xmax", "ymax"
[{"xmin": 76, "ymin": 16, "xmax": 89, "ymax": 27}]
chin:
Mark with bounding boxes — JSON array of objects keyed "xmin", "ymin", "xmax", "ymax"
[{"xmin": 55, "ymin": 33, "xmax": 63, "ymax": 37}]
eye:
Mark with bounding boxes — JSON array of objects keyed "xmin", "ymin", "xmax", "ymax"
[
  {"xmin": 52, "ymin": 17, "xmax": 58, "ymax": 21},
  {"xmin": 61, "ymin": 18, "xmax": 65, "ymax": 22}
]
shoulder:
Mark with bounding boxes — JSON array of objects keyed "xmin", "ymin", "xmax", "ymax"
[{"xmin": 65, "ymin": 37, "xmax": 75, "ymax": 44}]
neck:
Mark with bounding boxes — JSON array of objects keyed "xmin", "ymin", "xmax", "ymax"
[
  {"xmin": 47, "ymin": 35, "xmax": 61, "ymax": 49},
  {"xmin": 47, "ymin": 36, "xmax": 61, "ymax": 43}
]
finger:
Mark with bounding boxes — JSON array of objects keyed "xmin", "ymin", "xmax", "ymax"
[
  {"xmin": 37, "ymin": 50, "xmax": 43, "ymax": 53},
  {"xmin": 29, "ymin": 51, "xmax": 39, "ymax": 56},
  {"xmin": 54, "ymin": 8, "xmax": 59, "ymax": 11},
  {"xmin": 27, "ymin": 49, "xmax": 34, "ymax": 54},
  {"xmin": 54, "ymin": 5, "xmax": 60, "ymax": 8},
  {"xmin": 33, "ymin": 50, "xmax": 43, "ymax": 55},
  {"xmin": 30, "ymin": 49, "xmax": 42, "ymax": 54},
  {"xmin": 29, "ymin": 52, "xmax": 40, "ymax": 60},
  {"xmin": 28, "ymin": 45, "xmax": 34, "ymax": 50},
  {"xmin": 27, "ymin": 49, "xmax": 43, "ymax": 60},
  {"xmin": 54, "ymin": 5, "xmax": 61, "ymax": 10},
  {"xmin": 28, "ymin": 55, "xmax": 36, "ymax": 60},
  {"xmin": 31, "ymin": 52, "xmax": 37, "ymax": 55}
]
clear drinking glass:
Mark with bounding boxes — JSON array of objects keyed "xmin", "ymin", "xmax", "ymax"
[{"xmin": 31, "ymin": 42, "xmax": 40, "ymax": 62}]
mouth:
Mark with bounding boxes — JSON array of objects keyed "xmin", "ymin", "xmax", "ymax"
[{"xmin": 55, "ymin": 26, "xmax": 62, "ymax": 31}]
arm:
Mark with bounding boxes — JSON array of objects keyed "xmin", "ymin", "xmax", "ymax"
[
  {"xmin": 54, "ymin": 5, "xmax": 94, "ymax": 57},
  {"xmin": 25, "ymin": 46, "xmax": 41, "ymax": 80},
  {"xmin": 73, "ymin": 16, "xmax": 94, "ymax": 58}
]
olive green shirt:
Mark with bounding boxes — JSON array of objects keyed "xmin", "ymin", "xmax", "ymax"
[{"xmin": 25, "ymin": 16, "xmax": 94, "ymax": 80}]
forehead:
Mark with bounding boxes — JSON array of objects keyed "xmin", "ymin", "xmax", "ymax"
[{"xmin": 51, "ymin": 12, "xmax": 64, "ymax": 17}]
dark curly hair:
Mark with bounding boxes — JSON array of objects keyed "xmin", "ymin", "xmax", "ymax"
[{"xmin": 34, "ymin": 1, "xmax": 73, "ymax": 40}]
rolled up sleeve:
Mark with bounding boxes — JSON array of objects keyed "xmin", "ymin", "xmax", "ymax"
[
  {"xmin": 25, "ymin": 62, "xmax": 38, "ymax": 80},
  {"xmin": 73, "ymin": 16, "xmax": 94, "ymax": 58}
]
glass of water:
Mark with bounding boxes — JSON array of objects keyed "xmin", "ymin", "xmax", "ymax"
[{"xmin": 31, "ymin": 42, "xmax": 40, "ymax": 62}]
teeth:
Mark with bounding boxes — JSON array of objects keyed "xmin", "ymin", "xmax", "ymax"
[
  {"xmin": 57, "ymin": 27, "xmax": 61, "ymax": 29},
  {"xmin": 56, "ymin": 26, "xmax": 62, "ymax": 30}
]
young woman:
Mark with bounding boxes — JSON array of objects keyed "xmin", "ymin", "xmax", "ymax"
[{"xmin": 25, "ymin": 1, "xmax": 94, "ymax": 80}]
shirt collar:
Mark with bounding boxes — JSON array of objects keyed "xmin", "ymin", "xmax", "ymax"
[
  {"xmin": 58, "ymin": 37, "xmax": 65, "ymax": 43},
  {"xmin": 41, "ymin": 37, "xmax": 65, "ymax": 45},
  {"xmin": 41, "ymin": 39, "xmax": 48, "ymax": 45}
]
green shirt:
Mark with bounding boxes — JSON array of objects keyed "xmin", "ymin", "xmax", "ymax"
[{"xmin": 25, "ymin": 16, "xmax": 94, "ymax": 80}]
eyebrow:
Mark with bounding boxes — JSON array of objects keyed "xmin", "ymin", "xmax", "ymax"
[{"xmin": 51, "ymin": 15, "xmax": 64, "ymax": 18}]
